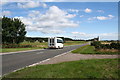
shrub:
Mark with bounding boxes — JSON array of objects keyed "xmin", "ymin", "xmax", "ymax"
[
  {"xmin": 91, "ymin": 41, "xmax": 101, "ymax": 46},
  {"xmin": 91, "ymin": 41, "xmax": 120, "ymax": 50},
  {"xmin": 23, "ymin": 44, "xmax": 32, "ymax": 48},
  {"xmin": 110, "ymin": 42, "xmax": 120, "ymax": 50}
]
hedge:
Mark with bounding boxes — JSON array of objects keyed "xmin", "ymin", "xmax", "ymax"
[
  {"xmin": 2, "ymin": 44, "xmax": 33, "ymax": 48},
  {"xmin": 91, "ymin": 41, "xmax": 120, "ymax": 50}
]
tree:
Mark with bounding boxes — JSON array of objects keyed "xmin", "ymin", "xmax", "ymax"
[{"xmin": 2, "ymin": 16, "xmax": 27, "ymax": 44}]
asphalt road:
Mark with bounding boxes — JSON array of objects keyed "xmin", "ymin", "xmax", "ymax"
[{"xmin": 2, "ymin": 43, "xmax": 88, "ymax": 76}]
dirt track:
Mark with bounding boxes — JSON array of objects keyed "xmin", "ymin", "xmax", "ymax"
[{"xmin": 40, "ymin": 53, "xmax": 119, "ymax": 65}]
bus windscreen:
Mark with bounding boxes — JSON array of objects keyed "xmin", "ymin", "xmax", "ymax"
[{"xmin": 57, "ymin": 39, "xmax": 63, "ymax": 43}]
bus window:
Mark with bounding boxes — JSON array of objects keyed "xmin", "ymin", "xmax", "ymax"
[
  {"xmin": 52, "ymin": 39, "xmax": 54, "ymax": 43},
  {"xmin": 50, "ymin": 39, "xmax": 51, "ymax": 43},
  {"xmin": 57, "ymin": 39, "xmax": 63, "ymax": 43}
]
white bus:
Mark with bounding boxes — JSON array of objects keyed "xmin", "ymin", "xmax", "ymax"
[{"xmin": 48, "ymin": 37, "xmax": 64, "ymax": 49}]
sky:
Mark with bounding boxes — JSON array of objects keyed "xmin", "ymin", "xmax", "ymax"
[{"xmin": 1, "ymin": 1, "xmax": 119, "ymax": 40}]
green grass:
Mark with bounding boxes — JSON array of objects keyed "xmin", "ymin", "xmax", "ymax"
[
  {"xmin": 72, "ymin": 45, "xmax": 119, "ymax": 54},
  {"xmin": 3, "ymin": 59, "xmax": 119, "ymax": 78},
  {"xmin": 2, "ymin": 47, "xmax": 44, "ymax": 53},
  {"xmin": 72, "ymin": 45, "xmax": 96, "ymax": 54}
]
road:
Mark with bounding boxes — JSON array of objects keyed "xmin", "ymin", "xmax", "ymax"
[{"xmin": 2, "ymin": 43, "xmax": 88, "ymax": 76}]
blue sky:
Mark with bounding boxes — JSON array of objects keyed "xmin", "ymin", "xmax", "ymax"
[{"xmin": 1, "ymin": 1, "xmax": 118, "ymax": 40}]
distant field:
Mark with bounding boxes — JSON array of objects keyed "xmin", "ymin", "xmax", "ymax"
[
  {"xmin": 64, "ymin": 41, "xmax": 86, "ymax": 46},
  {"xmin": 72, "ymin": 45, "xmax": 119, "ymax": 54},
  {"xmin": 20, "ymin": 41, "xmax": 48, "ymax": 46},
  {"xmin": 3, "ymin": 59, "xmax": 119, "ymax": 78},
  {"xmin": 2, "ymin": 41, "xmax": 87, "ymax": 53},
  {"xmin": 20, "ymin": 41, "xmax": 86, "ymax": 46}
]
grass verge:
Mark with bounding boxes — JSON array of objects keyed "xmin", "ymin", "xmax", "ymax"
[
  {"xmin": 72, "ymin": 45, "xmax": 119, "ymax": 54},
  {"xmin": 3, "ymin": 59, "xmax": 119, "ymax": 78},
  {"xmin": 1, "ymin": 47, "xmax": 45, "ymax": 53}
]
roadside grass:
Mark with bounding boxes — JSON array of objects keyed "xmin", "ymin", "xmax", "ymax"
[
  {"xmin": 72, "ymin": 45, "xmax": 120, "ymax": 54},
  {"xmin": 0, "ymin": 48, "xmax": 1, "ymax": 53},
  {"xmin": 1, "ymin": 47, "xmax": 44, "ymax": 53},
  {"xmin": 2, "ymin": 42, "xmax": 48, "ymax": 53},
  {"xmin": 2, "ymin": 41, "xmax": 87, "ymax": 53},
  {"xmin": 3, "ymin": 59, "xmax": 119, "ymax": 78}
]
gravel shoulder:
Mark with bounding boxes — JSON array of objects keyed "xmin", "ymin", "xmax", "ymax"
[{"xmin": 40, "ymin": 52, "xmax": 119, "ymax": 65}]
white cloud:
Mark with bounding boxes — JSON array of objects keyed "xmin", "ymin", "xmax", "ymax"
[
  {"xmin": 72, "ymin": 32, "xmax": 86, "ymax": 35},
  {"xmin": 68, "ymin": 9, "xmax": 79, "ymax": 13},
  {"xmin": 41, "ymin": 3, "xmax": 47, "ymax": 8},
  {"xmin": 96, "ymin": 16, "xmax": 108, "ymax": 20},
  {"xmin": 80, "ymin": 15, "xmax": 84, "ymax": 18},
  {"xmin": 15, "ymin": 6, "xmax": 79, "ymax": 34},
  {"xmin": 84, "ymin": 8, "xmax": 92, "ymax": 13},
  {"xmin": 97, "ymin": 10, "xmax": 104, "ymax": 13},
  {"xmin": 66, "ymin": 14, "xmax": 76, "ymax": 18},
  {"xmin": 72, "ymin": 32, "xmax": 92, "ymax": 38},
  {"xmin": 88, "ymin": 17, "xmax": 96, "ymax": 21},
  {"xmin": 71, "ymin": 32, "xmax": 118, "ymax": 40},
  {"xmin": 99, "ymin": 33, "xmax": 118, "ymax": 40},
  {"xmin": 0, "ymin": 1, "xmax": 9, "ymax": 6},
  {"xmin": 41, "ymin": 29, "xmax": 65, "ymax": 34},
  {"xmin": 17, "ymin": 1, "xmax": 47, "ymax": 8},
  {"xmin": 2, "ymin": 11, "xmax": 11, "ymax": 16},
  {"xmin": 97, "ymin": 15, "xmax": 114, "ymax": 20},
  {"xmin": 108, "ymin": 15, "xmax": 114, "ymax": 19},
  {"xmin": 76, "ymin": 21, "xmax": 82, "ymax": 24},
  {"xmin": 88, "ymin": 15, "xmax": 114, "ymax": 21}
]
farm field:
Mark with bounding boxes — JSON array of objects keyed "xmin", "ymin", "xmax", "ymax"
[
  {"xmin": 64, "ymin": 41, "xmax": 86, "ymax": 46},
  {"xmin": 2, "ymin": 41, "xmax": 87, "ymax": 53},
  {"xmin": 3, "ymin": 58, "xmax": 119, "ymax": 78}
]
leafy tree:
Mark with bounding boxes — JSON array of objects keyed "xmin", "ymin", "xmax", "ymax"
[{"xmin": 2, "ymin": 16, "xmax": 26, "ymax": 44}]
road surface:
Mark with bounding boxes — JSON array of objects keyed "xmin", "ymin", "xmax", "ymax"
[{"xmin": 2, "ymin": 43, "xmax": 88, "ymax": 76}]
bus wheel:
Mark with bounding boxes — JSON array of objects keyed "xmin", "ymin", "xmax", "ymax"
[{"xmin": 58, "ymin": 46, "xmax": 60, "ymax": 49}]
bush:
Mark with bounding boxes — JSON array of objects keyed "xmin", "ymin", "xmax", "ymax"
[
  {"xmin": 19, "ymin": 45, "xmax": 33, "ymax": 48},
  {"xmin": 91, "ymin": 41, "xmax": 101, "ymax": 46},
  {"xmin": 91, "ymin": 41, "xmax": 120, "ymax": 50},
  {"xmin": 110, "ymin": 42, "xmax": 120, "ymax": 50},
  {"xmin": 91, "ymin": 41, "xmax": 101, "ymax": 49}
]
